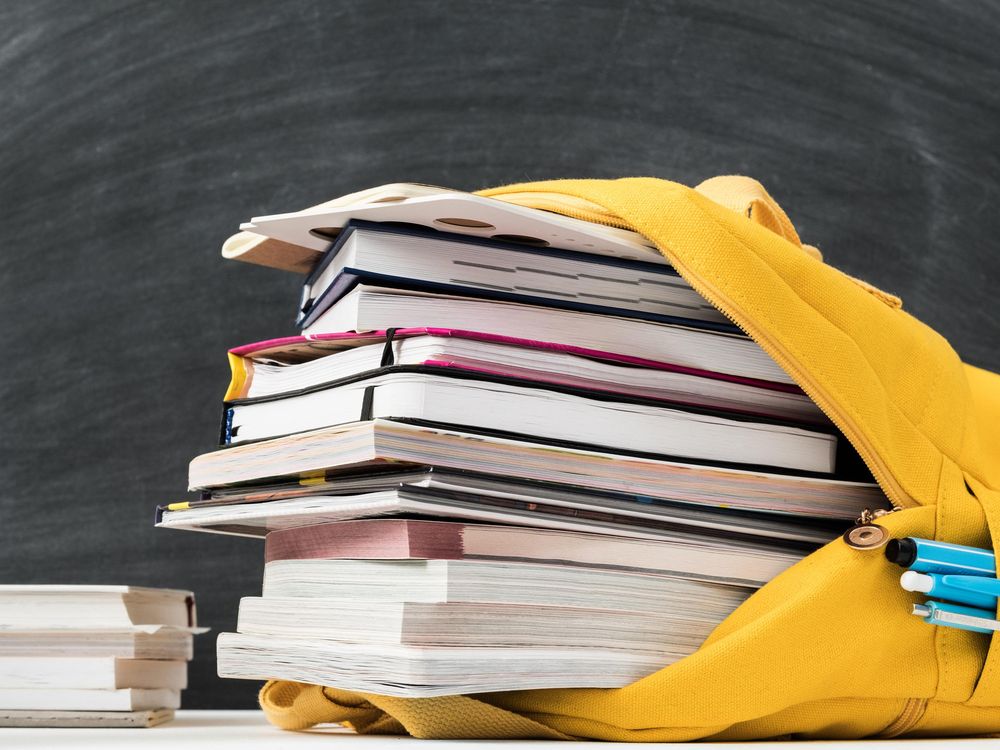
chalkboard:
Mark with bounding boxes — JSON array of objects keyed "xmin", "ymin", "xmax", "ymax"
[{"xmin": 1, "ymin": 0, "xmax": 998, "ymax": 709}]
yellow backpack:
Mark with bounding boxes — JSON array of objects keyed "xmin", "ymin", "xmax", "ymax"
[{"xmin": 256, "ymin": 176, "xmax": 1000, "ymax": 741}]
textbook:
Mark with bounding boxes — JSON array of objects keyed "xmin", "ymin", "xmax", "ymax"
[
  {"xmin": 228, "ymin": 329, "xmax": 824, "ymax": 423},
  {"xmin": 0, "ymin": 657, "xmax": 187, "ymax": 690},
  {"xmin": 0, "ymin": 628, "xmax": 193, "ymax": 660},
  {"xmin": 160, "ymin": 472, "xmax": 843, "ymax": 550},
  {"xmin": 0, "ymin": 586, "xmax": 196, "ymax": 629},
  {"xmin": 235, "ymin": 597, "xmax": 743, "ymax": 651},
  {"xmin": 262, "ymin": 519, "xmax": 801, "ymax": 585},
  {"xmin": 296, "ymin": 221, "xmax": 731, "ymax": 330},
  {"xmin": 223, "ymin": 372, "xmax": 837, "ymax": 473},
  {"xmin": 0, "ymin": 687, "xmax": 181, "ymax": 711},
  {"xmin": 259, "ymin": 558, "xmax": 753, "ymax": 611},
  {"xmin": 302, "ymin": 285, "xmax": 794, "ymax": 384},
  {"xmin": 217, "ymin": 635, "xmax": 680, "ymax": 696},
  {"xmin": 186, "ymin": 420, "xmax": 885, "ymax": 518}
]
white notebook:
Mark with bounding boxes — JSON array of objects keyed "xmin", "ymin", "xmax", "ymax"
[
  {"xmin": 305, "ymin": 285, "xmax": 793, "ymax": 384},
  {"xmin": 217, "ymin": 634, "xmax": 673, "ymax": 697},
  {"xmin": 227, "ymin": 372, "xmax": 836, "ymax": 474},
  {"xmin": 0, "ymin": 657, "xmax": 186, "ymax": 690},
  {"xmin": 0, "ymin": 687, "xmax": 180, "ymax": 711}
]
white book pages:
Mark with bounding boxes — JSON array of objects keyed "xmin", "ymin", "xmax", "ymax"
[
  {"xmin": 241, "ymin": 334, "xmax": 822, "ymax": 423},
  {"xmin": 236, "ymin": 598, "xmax": 733, "ymax": 652},
  {"xmin": 217, "ymin": 633, "xmax": 675, "ymax": 696},
  {"xmin": 0, "ymin": 687, "xmax": 180, "ymax": 711},
  {"xmin": 303, "ymin": 226, "xmax": 725, "ymax": 325},
  {"xmin": 259, "ymin": 559, "xmax": 752, "ymax": 613},
  {"xmin": 0, "ymin": 657, "xmax": 187, "ymax": 690},
  {"xmin": 0, "ymin": 589, "xmax": 195, "ymax": 630},
  {"xmin": 0, "ymin": 629, "xmax": 194, "ymax": 660},
  {"xmin": 305, "ymin": 286, "xmax": 793, "ymax": 384},
  {"xmin": 228, "ymin": 373, "xmax": 836, "ymax": 474},
  {"xmin": 186, "ymin": 420, "xmax": 886, "ymax": 520}
]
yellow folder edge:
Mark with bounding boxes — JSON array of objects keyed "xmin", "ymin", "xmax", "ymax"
[{"xmin": 225, "ymin": 352, "xmax": 248, "ymax": 401}]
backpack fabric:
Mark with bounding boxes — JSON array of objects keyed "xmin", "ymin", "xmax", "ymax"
[{"xmin": 257, "ymin": 176, "xmax": 1000, "ymax": 740}]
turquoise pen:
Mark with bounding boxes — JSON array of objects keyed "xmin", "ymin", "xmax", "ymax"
[
  {"xmin": 886, "ymin": 537, "xmax": 995, "ymax": 576},
  {"xmin": 912, "ymin": 600, "xmax": 1000, "ymax": 634},
  {"xmin": 900, "ymin": 571, "xmax": 999, "ymax": 610}
]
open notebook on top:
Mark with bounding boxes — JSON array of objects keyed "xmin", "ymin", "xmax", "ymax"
[{"xmin": 224, "ymin": 183, "xmax": 664, "ymax": 274}]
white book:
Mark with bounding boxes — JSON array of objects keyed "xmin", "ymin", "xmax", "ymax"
[
  {"xmin": 259, "ymin": 558, "xmax": 753, "ymax": 613},
  {"xmin": 227, "ymin": 372, "xmax": 836, "ymax": 474},
  {"xmin": 0, "ymin": 628, "xmax": 194, "ymax": 660},
  {"xmin": 217, "ymin": 634, "xmax": 671, "ymax": 696},
  {"xmin": 0, "ymin": 657, "xmax": 187, "ymax": 690},
  {"xmin": 304, "ymin": 285, "xmax": 793, "ymax": 385},
  {"xmin": 187, "ymin": 420, "xmax": 886, "ymax": 521},
  {"xmin": 236, "ymin": 597, "xmax": 736, "ymax": 652},
  {"xmin": 0, "ymin": 586, "xmax": 196, "ymax": 629},
  {"xmin": 157, "ymin": 486, "xmax": 822, "ymax": 573},
  {"xmin": 0, "ymin": 687, "xmax": 180, "ymax": 711},
  {"xmin": 300, "ymin": 223, "xmax": 728, "ymax": 327},
  {"xmin": 238, "ymin": 332, "xmax": 822, "ymax": 423}
]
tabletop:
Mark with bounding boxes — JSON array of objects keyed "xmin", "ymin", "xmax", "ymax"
[{"xmin": 1, "ymin": 710, "xmax": 999, "ymax": 748}]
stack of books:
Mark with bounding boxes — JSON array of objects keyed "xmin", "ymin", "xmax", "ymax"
[
  {"xmin": 159, "ymin": 185, "xmax": 889, "ymax": 696},
  {"xmin": 0, "ymin": 586, "xmax": 200, "ymax": 728}
]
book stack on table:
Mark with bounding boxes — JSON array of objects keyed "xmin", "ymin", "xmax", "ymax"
[
  {"xmin": 159, "ymin": 184, "xmax": 889, "ymax": 696},
  {"xmin": 0, "ymin": 586, "xmax": 201, "ymax": 727}
]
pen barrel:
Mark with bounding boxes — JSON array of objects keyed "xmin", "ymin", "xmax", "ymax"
[
  {"xmin": 907, "ymin": 538, "xmax": 996, "ymax": 576},
  {"xmin": 926, "ymin": 577, "xmax": 998, "ymax": 610}
]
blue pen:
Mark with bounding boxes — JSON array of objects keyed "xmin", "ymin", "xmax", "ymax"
[
  {"xmin": 885, "ymin": 537, "xmax": 995, "ymax": 576},
  {"xmin": 900, "ymin": 571, "xmax": 998, "ymax": 610},
  {"xmin": 912, "ymin": 600, "xmax": 1000, "ymax": 634}
]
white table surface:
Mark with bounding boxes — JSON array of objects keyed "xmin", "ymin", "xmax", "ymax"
[{"xmin": 0, "ymin": 710, "xmax": 998, "ymax": 748}]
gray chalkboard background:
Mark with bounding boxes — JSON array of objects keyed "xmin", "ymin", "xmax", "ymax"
[{"xmin": 2, "ymin": 1, "xmax": 998, "ymax": 708}]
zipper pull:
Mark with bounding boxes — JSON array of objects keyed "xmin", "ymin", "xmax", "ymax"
[{"xmin": 843, "ymin": 507, "xmax": 898, "ymax": 550}]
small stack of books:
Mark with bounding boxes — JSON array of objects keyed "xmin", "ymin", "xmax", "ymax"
[
  {"xmin": 159, "ymin": 184, "xmax": 889, "ymax": 696},
  {"xmin": 0, "ymin": 586, "xmax": 200, "ymax": 728}
]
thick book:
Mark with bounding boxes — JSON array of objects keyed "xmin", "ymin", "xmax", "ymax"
[
  {"xmin": 263, "ymin": 519, "xmax": 801, "ymax": 584},
  {"xmin": 0, "ymin": 657, "xmax": 187, "ymax": 690},
  {"xmin": 0, "ymin": 587, "xmax": 197, "ymax": 629},
  {"xmin": 227, "ymin": 329, "xmax": 824, "ymax": 424},
  {"xmin": 0, "ymin": 708, "xmax": 174, "ymax": 728},
  {"xmin": 0, "ymin": 687, "xmax": 180, "ymax": 711},
  {"xmin": 259, "ymin": 558, "xmax": 752, "ymax": 611},
  {"xmin": 236, "ymin": 597, "xmax": 739, "ymax": 651},
  {"xmin": 223, "ymin": 371, "xmax": 837, "ymax": 474},
  {"xmin": 0, "ymin": 628, "xmax": 193, "ymax": 660},
  {"xmin": 157, "ymin": 484, "xmax": 830, "ymax": 563},
  {"xmin": 296, "ymin": 221, "xmax": 732, "ymax": 331},
  {"xmin": 303, "ymin": 284, "xmax": 794, "ymax": 385},
  {"xmin": 217, "ymin": 634, "xmax": 673, "ymax": 696},
  {"xmin": 186, "ymin": 420, "xmax": 886, "ymax": 519}
]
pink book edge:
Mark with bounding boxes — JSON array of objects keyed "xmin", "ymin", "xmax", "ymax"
[{"xmin": 228, "ymin": 327, "xmax": 802, "ymax": 394}]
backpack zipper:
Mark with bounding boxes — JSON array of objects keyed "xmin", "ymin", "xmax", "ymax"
[{"xmin": 876, "ymin": 698, "xmax": 929, "ymax": 738}]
